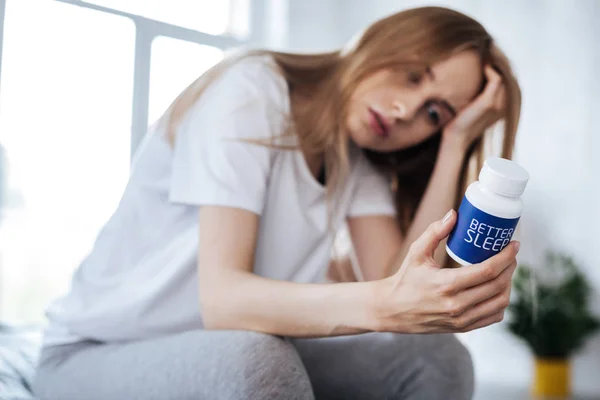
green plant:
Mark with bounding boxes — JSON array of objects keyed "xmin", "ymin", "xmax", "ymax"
[{"xmin": 507, "ymin": 251, "xmax": 600, "ymax": 359}]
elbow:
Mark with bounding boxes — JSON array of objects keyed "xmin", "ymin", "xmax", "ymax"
[
  {"xmin": 200, "ymin": 279, "xmax": 251, "ymax": 331},
  {"xmin": 199, "ymin": 288, "xmax": 231, "ymax": 330},
  {"xmin": 199, "ymin": 271, "xmax": 261, "ymax": 332},
  {"xmin": 201, "ymin": 308, "xmax": 231, "ymax": 331}
]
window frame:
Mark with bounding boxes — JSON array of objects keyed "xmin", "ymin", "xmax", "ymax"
[{"xmin": 58, "ymin": 0, "xmax": 250, "ymax": 157}]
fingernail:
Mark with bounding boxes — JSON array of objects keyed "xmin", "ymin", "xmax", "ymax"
[
  {"xmin": 514, "ymin": 241, "xmax": 521, "ymax": 253},
  {"xmin": 442, "ymin": 210, "xmax": 453, "ymax": 224}
]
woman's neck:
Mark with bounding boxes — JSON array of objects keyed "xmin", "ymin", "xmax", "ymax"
[{"xmin": 289, "ymin": 88, "xmax": 326, "ymax": 181}]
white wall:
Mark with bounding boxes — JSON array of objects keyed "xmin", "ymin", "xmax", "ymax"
[
  {"xmin": 286, "ymin": 0, "xmax": 345, "ymax": 51},
  {"xmin": 283, "ymin": 0, "xmax": 600, "ymax": 396}
]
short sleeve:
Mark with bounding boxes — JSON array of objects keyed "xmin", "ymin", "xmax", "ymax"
[
  {"xmin": 347, "ymin": 156, "xmax": 397, "ymax": 218},
  {"xmin": 168, "ymin": 57, "xmax": 289, "ymax": 215}
]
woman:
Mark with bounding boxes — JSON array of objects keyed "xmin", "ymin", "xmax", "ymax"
[{"xmin": 34, "ymin": 6, "xmax": 521, "ymax": 400}]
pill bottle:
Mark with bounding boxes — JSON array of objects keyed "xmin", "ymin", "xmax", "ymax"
[{"xmin": 446, "ymin": 157, "xmax": 529, "ymax": 266}]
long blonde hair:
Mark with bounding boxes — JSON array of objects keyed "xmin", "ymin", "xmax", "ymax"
[{"xmin": 165, "ymin": 6, "xmax": 521, "ymax": 252}]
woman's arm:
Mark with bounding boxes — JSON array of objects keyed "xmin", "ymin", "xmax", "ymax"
[
  {"xmin": 346, "ymin": 139, "xmax": 465, "ymax": 281},
  {"xmin": 350, "ymin": 66, "xmax": 506, "ymax": 279},
  {"xmin": 345, "ymin": 215, "xmax": 402, "ymax": 281},
  {"xmin": 385, "ymin": 138, "xmax": 466, "ymax": 273},
  {"xmin": 199, "ymin": 205, "xmax": 519, "ymax": 337},
  {"xmin": 198, "ymin": 205, "xmax": 378, "ymax": 337}
]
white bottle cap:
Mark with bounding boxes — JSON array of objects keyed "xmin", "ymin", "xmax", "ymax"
[{"xmin": 479, "ymin": 157, "xmax": 529, "ymax": 197}]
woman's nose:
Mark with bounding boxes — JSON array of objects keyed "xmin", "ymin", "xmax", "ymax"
[{"xmin": 392, "ymin": 99, "xmax": 420, "ymax": 122}]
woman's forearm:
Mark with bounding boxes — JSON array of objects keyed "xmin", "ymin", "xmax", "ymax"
[
  {"xmin": 386, "ymin": 138, "xmax": 466, "ymax": 274},
  {"xmin": 200, "ymin": 269, "xmax": 380, "ymax": 337}
]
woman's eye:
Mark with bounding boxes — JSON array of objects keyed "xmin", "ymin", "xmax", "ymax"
[
  {"xmin": 407, "ymin": 71, "xmax": 423, "ymax": 85},
  {"xmin": 427, "ymin": 103, "xmax": 441, "ymax": 126}
]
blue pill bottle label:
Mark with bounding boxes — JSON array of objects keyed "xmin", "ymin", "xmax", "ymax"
[{"xmin": 447, "ymin": 196, "xmax": 520, "ymax": 264}]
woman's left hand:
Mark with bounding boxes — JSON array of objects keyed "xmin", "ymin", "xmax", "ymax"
[{"xmin": 442, "ymin": 65, "xmax": 506, "ymax": 150}]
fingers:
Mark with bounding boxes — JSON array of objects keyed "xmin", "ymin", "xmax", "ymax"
[
  {"xmin": 444, "ymin": 241, "xmax": 520, "ymax": 291},
  {"xmin": 407, "ymin": 210, "xmax": 456, "ymax": 262},
  {"xmin": 484, "ymin": 65, "xmax": 501, "ymax": 80},
  {"xmin": 459, "ymin": 310, "xmax": 505, "ymax": 332},
  {"xmin": 483, "ymin": 65, "xmax": 506, "ymax": 114},
  {"xmin": 450, "ymin": 260, "xmax": 517, "ymax": 309},
  {"xmin": 431, "ymin": 298, "xmax": 508, "ymax": 333},
  {"xmin": 483, "ymin": 65, "xmax": 502, "ymax": 95},
  {"xmin": 430, "ymin": 243, "xmax": 518, "ymax": 334},
  {"xmin": 451, "ymin": 269, "xmax": 513, "ymax": 326},
  {"xmin": 494, "ymin": 84, "xmax": 506, "ymax": 113}
]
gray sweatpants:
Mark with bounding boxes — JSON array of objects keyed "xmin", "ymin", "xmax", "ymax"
[{"xmin": 33, "ymin": 330, "xmax": 474, "ymax": 400}]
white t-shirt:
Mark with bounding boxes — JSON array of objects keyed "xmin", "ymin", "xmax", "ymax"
[{"xmin": 42, "ymin": 55, "xmax": 396, "ymax": 346}]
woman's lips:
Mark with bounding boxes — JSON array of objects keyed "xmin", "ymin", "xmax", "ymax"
[{"xmin": 368, "ymin": 108, "xmax": 390, "ymax": 138}]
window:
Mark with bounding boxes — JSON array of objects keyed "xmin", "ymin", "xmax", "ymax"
[
  {"xmin": 0, "ymin": 0, "xmax": 134, "ymax": 323},
  {"xmin": 0, "ymin": 0, "xmax": 251, "ymax": 324},
  {"xmin": 85, "ymin": 0, "xmax": 249, "ymax": 38}
]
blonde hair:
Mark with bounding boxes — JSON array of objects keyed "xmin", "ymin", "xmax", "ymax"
[{"xmin": 164, "ymin": 6, "xmax": 521, "ymax": 265}]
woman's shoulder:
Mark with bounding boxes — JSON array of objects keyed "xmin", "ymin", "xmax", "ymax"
[
  {"xmin": 227, "ymin": 52, "xmax": 283, "ymax": 80},
  {"xmin": 212, "ymin": 52, "xmax": 290, "ymax": 111},
  {"xmin": 163, "ymin": 51, "xmax": 292, "ymax": 148}
]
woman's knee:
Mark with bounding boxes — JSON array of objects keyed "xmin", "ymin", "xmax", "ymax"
[
  {"xmin": 411, "ymin": 334, "xmax": 474, "ymax": 400},
  {"xmin": 34, "ymin": 331, "xmax": 314, "ymax": 400},
  {"xmin": 215, "ymin": 331, "xmax": 314, "ymax": 400}
]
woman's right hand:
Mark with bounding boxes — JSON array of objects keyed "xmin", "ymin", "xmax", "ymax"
[{"xmin": 373, "ymin": 210, "xmax": 519, "ymax": 334}]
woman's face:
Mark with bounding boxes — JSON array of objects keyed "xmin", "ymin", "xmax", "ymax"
[{"xmin": 346, "ymin": 50, "xmax": 484, "ymax": 152}]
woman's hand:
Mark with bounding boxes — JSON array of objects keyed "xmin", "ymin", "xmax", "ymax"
[
  {"xmin": 372, "ymin": 210, "xmax": 519, "ymax": 334},
  {"xmin": 442, "ymin": 65, "xmax": 506, "ymax": 150}
]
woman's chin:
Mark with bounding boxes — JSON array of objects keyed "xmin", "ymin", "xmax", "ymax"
[
  {"xmin": 348, "ymin": 128, "xmax": 404, "ymax": 153},
  {"xmin": 356, "ymin": 137, "xmax": 399, "ymax": 153},
  {"xmin": 348, "ymin": 130, "xmax": 379, "ymax": 150}
]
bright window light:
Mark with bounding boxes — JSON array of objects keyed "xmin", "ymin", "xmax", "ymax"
[
  {"xmin": 85, "ymin": 0, "xmax": 247, "ymax": 37},
  {"xmin": 0, "ymin": 0, "xmax": 134, "ymax": 323},
  {"xmin": 148, "ymin": 36, "xmax": 224, "ymax": 125}
]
